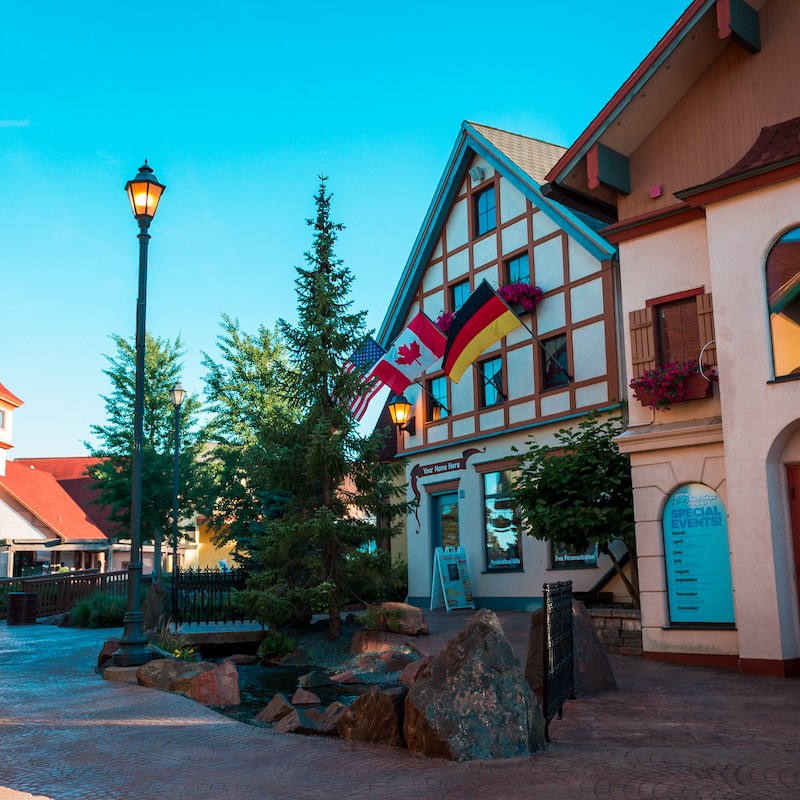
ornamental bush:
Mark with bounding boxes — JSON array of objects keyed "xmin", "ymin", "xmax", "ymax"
[
  {"xmin": 71, "ymin": 592, "xmax": 126, "ymax": 628},
  {"xmin": 629, "ymin": 359, "xmax": 717, "ymax": 411}
]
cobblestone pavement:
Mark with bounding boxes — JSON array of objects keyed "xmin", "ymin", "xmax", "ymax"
[{"xmin": 0, "ymin": 617, "xmax": 798, "ymax": 800}]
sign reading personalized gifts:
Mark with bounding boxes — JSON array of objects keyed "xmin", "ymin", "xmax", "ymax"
[
  {"xmin": 430, "ymin": 546, "xmax": 475, "ymax": 611},
  {"xmin": 662, "ymin": 483, "xmax": 735, "ymax": 625}
]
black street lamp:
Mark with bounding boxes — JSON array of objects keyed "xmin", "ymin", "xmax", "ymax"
[
  {"xmin": 169, "ymin": 381, "xmax": 186, "ymax": 593},
  {"xmin": 112, "ymin": 161, "xmax": 166, "ymax": 667}
]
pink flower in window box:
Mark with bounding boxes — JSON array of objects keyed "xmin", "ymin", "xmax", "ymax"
[
  {"xmin": 498, "ymin": 281, "xmax": 543, "ymax": 312},
  {"xmin": 629, "ymin": 360, "xmax": 717, "ymax": 411},
  {"xmin": 435, "ymin": 311, "xmax": 455, "ymax": 335}
]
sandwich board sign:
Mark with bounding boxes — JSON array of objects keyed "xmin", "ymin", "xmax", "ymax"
[{"xmin": 430, "ymin": 546, "xmax": 475, "ymax": 611}]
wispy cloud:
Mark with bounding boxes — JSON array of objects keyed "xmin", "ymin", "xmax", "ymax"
[{"xmin": 0, "ymin": 119, "xmax": 31, "ymax": 128}]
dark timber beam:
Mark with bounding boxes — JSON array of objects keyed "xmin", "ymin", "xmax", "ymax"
[
  {"xmin": 587, "ymin": 143, "xmax": 631, "ymax": 196},
  {"xmin": 717, "ymin": 0, "xmax": 761, "ymax": 54}
]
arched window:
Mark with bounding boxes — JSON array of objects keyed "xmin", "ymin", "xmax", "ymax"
[{"xmin": 766, "ymin": 227, "xmax": 800, "ymax": 377}]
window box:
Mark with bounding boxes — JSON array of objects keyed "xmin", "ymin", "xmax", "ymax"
[{"xmin": 630, "ymin": 361, "xmax": 715, "ymax": 411}]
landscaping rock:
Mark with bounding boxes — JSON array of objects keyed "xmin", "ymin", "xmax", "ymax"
[
  {"xmin": 136, "ymin": 659, "xmax": 215, "ymax": 690},
  {"xmin": 338, "ymin": 686, "xmax": 407, "ymax": 746},
  {"xmin": 379, "ymin": 651, "xmax": 414, "ymax": 672},
  {"xmin": 141, "ymin": 580, "xmax": 169, "ymax": 634},
  {"xmin": 525, "ymin": 600, "xmax": 618, "ymax": 699},
  {"xmin": 273, "ymin": 709, "xmax": 323, "ymax": 736},
  {"xmin": 306, "ymin": 702, "xmax": 347, "ymax": 735},
  {"xmin": 298, "ymin": 669, "xmax": 332, "ymax": 688},
  {"xmin": 103, "ymin": 666, "xmax": 140, "ymax": 684},
  {"xmin": 278, "ymin": 648, "xmax": 311, "ymax": 666},
  {"xmin": 350, "ymin": 630, "xmax": 409, "ymax": 655},
  {"xmin": 330, "ymin": 669, "xmax": 358, "ymax": 684},
  {"xmin": 404, "ymin": 609, "xmax": 545, "ymax": 761},
  {"xmin": 97, "ymin": 637, "xmax": 120, "ymax": 668},
  {"xmin": 255, "ymin": 693, "xmax": 294, "ymax": 723},
  {"xmin": 356, "ymin": 654, "xmax": 383, "ymax": 672},
  {"xmin": 167, "ymin": 660, "xmax": 240, "ymax": 706},
  {"xmin": 365, "ymin": 602, "xmax": 429, "ymax": 636},
  {"xmin": 400, "ymin": 655, "xmax": 433, "ymax": 686},
  {"xmin": 291, "ymin": 688, "xmax": 321, "ymax": 705},
  {"xmin": 224, "ymin": 654, "xmax": 259, "ymax": 665}
]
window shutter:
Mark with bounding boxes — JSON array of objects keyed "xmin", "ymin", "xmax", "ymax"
[
  {"xmin": 629, "ymin": 307, "xmax": 655, "ymax": 379},
  {"xmin": 696, "ymin": 292, "xmax": 716, "ymax": 368}
]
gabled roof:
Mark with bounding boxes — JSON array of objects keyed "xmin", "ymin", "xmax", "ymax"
[
  {"xmin": 0, "ymin": 460, "xmax": 108, "ymax": 542},
  {"xmin": 0, "ymin": 381, "xmax": 23, "ymax": 408},
  {"xmin": 546, "ymin": 0, "xmax": 769, "ymax": 196},
  {"xmin": 14, "ymin": 456, "xmax": 116, "ymax": 538},
  {"xmin": 378, "ymin": 121, "xmax": 616, "ymax": 345}
]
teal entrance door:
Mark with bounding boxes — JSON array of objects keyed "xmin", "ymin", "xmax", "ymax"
[{"xmin": 432, "ymin": 492, "xmax": 460, "ymax": 551}]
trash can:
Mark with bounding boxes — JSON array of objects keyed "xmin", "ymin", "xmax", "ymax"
[{"xmin": 6, "ymin": 592, "xmax": 38, "ymax": 625}]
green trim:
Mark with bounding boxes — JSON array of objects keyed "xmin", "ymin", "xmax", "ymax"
[{"xmin": 407, "ymin": 596, "xmax": 543, "ymax": 613}]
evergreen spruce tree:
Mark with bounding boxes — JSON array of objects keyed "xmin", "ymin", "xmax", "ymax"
[
  {"xmin": 87, "ymin": 333, "xmax": 205, "ymax": 557},
  {"xmin": 243, "ymin": 177, "xmax": 409, "ymax": 640}
]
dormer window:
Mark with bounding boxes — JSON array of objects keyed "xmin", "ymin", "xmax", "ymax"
[{"xmin": 474, "ymin": 185, "xmax": 497, "ymax": 238}]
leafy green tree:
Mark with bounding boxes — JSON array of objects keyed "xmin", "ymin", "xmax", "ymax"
[
  {"xmin": 87, "ymin": 333, "xmax": 205, "ymax": 559},
  {"xmin": 199, "ymin": 314, "xmax": 297, "ymax": 559},
  {"xmin": 512, "ymin": 414, "xmax": 639, "ymax": 607},
  {"xmin": 231, "ymin": 177, "xmax": 409, "ymax": 639}
]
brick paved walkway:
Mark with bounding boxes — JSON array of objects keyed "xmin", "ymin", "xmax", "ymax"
[{"xmin": 0, "ymin": 616, "xmax": 798, "ymax": 800}]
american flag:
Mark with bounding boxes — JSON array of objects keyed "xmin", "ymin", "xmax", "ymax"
[{"xmin": 343, "ymin": 336, "xmax": 387, "ymax": 421}]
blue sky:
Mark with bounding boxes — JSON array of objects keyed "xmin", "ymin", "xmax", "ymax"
[{"xmin": 2, "ymin": 1, "xmax": 689, "ymax": 458}]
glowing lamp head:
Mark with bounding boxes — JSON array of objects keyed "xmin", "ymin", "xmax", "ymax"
[
  {"xmin": 125, "ymin": 160, "xmax": 166, "ymax": 222},
  {"xmin": 388, "ymin": 394, "xmax": 412, "ymax": 427}
]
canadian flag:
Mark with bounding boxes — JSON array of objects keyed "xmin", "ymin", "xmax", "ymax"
[{"xmin": 371, "ymin": 311, "xmax": 447, "ymax": 395}]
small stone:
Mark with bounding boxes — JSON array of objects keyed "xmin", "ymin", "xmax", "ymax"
[
  {"xmin": 97, "ymin": 637, "xmax": 120, "ymax": 668},
  {"xmin": 306, "ymin": 702, "xmax": 347, "ymax": 735},
  {"xmin": 330, "ymin": 669, "xmax": 358, "ymax": 684},
  {"xmin": 400, "ymin": 656, "xmax": 433, "ymax": 686},
  {"xmin": 291, "ymin": 688, "xmax": 321, "ymax": 705},
  {"xmin": 298, "ymin": 669, "xmax": 332, "ymax": 688},
  {"xmin": 103, "ymin": 666, "xmax": 140, "ymax": 684},
  {"xmin": 356, "ymin": 654, "xmax": 383, "ymax": 673},
  {"xmin": 224, "ymin": 654, "xmax": 259, "ymax": 665},
  {"xmin": 255, "ymin": 693, "xmax": 294, "ymax": 723},
  {"xmin": 379, "ymin": 651, "xmax": 414, "ymax": 672}
]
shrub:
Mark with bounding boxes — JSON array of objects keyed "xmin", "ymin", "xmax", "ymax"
[
  {"xmin": 257, "ymin": 631, "xmax": 296, "ymax": 659},
  {"xmin": 71, "ymin": 592, "xmax": 126, "ymax": 628},
  {"xmin": 148, "ymin": 625, "xmax": 197, "ymax": 661}
]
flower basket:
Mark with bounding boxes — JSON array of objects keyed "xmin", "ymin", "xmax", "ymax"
[
  {"xmin": 630, "ymin": 360, "xmax": 716, "ymax": 411},
  {"xmin": 498, "ymin": 282, "xmax": 543, "ymax": 313}
]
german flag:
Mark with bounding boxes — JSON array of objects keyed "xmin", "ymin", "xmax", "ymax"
[{"xmin": 442, "ymin": 280, "xmax": 521, "ymax": 383}]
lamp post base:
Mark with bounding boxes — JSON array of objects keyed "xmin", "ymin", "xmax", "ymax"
[{"xmin": 111, "ymin": 610, "xmax": 152, "ymax": 666}]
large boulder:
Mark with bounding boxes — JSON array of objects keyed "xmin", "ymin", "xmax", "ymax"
[
  {"xmin": 299, "ymin": 669, "xmax": 332, "ymax": 689},
  {"xmin": 141, "ymin": 581, "xmax": 170, "ymax": 634},
  {"xmin": 364, "ymin": 602, "xmax": 429, "ymax": 636},
  {"xmin": 338, "ymin": 687, "xmax": 407, "ymax": 747},
  {"xmin": 167, "ymin": 660, "xmax": 240, "ymax": 706},
  {"xmin": 525, "ymin": 600, "xmax": 617, "ymax": 699},
  {"xmin": 400, "ymin": 655, "xmax": 433, "ymax": 687},
  {"xmin": 404, "ymin": 609, "xmax": 545, "ymax": 761},
  {"xmin": 136, "ymin": 658, "xmax": 215, "ymax": 690}
]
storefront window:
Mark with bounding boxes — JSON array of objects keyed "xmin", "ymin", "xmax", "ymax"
[{"xmin": 483, "ymin": 470, "xmax": 522, "ymax": 570}]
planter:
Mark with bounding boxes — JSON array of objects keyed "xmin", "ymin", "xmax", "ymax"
[{"xmin": 633, "ymin": 371, "xmax": 713, "ymax": 409}]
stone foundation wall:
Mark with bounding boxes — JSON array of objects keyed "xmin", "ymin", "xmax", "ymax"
[{"xmin": 587, "ymin": 608, "xmax": 643, "ymax": 657}]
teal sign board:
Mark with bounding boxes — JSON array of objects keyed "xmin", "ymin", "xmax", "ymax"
[{"xmin": 662, "ymin": 483, "xmax": 735, "ymax": 624}]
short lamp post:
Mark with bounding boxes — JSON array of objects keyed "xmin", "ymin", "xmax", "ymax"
[
  {"xmin": 112, "ymin": 161, "xmax": 165, "ymax": 668},
  {"xmin": 169, "ymin": 381, "xmax": 186, "ymax": 588}
]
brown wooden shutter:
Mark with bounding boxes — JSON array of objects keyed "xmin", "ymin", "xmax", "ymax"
[
  {"xmin": 696, "ymin": 292, "xmax": 716, "ymax": 369},
  {"xmin": 629, "ymin": 307, "xmax": 655, "ymax": 379}
]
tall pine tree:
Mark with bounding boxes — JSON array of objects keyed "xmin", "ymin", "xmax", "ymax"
[
  {"xmin": 244, "ymin": 177, "xmax": 409, "ymax": 639},
  {"xmin": 87, "ymin": 333, "xmax": 205, "ymax": 559}
]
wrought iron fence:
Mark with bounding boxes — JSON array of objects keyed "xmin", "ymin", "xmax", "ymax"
[
  {"xmin": 0, "ymin": 570, "xmax": 131, "ymax": 619},
  {"xmin": 170, "ymin": 566, "xmax": 248, "ymax": 625},
  {"xmin": 542, "ymin": 580, "xmax": 575, "ymax": 741}
]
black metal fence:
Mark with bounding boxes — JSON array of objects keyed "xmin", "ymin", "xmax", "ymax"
[
  {"xmin": 542, "ymin": 580, "xmax": 575, "ymax": 741},
  {"xmin": 170, "ymin": 566, "xmax": 248, "ymax": 625}
]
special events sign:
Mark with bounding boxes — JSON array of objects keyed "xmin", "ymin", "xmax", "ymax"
[
  {"xmin": 430, "ymin": 546, "xmax": 475, "ymax": 612},
  {"xmin": 662, "ymin": 483, "xmax": 735, "ymax": 625}
]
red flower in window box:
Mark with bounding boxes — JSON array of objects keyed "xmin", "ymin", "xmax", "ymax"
[
  {"xmin": 630, "ymin": 360, "xmax": 717, "ymax": 411},
  {"xmin": 498, "ymin": 281, "xmax": 543, "ymax": 312},
  {"xmin": 435, "ymin": 311, "xmax": 455, "ymax": 335}
]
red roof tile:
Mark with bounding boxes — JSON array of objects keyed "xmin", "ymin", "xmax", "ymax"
[
  {"xmin": 0, "ymin": 461, "xmax": 108, "ymax": 542},
  {"xmin": 0, "ymin": 381, "xmax": 23, "ymax": 408},
  {"xmin": 714, "ymin": 116, "xmax": 800, "ymax": 180},
  {"xmin": 14, "ymin": 457, "xmax": 116, "ymax": 538}
]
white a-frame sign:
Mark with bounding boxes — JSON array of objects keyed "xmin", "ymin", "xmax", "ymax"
[{"xmin": 430, "ymin": 546, "xmax": 475, "ymax": 611}]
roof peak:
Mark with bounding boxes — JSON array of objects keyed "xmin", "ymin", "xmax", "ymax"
[{"xmin": 466, "ymin": 121, "xmax": 566, "ymax": 151}]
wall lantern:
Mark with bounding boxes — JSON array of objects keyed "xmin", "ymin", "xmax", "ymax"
[{"xmin": 388, "ymin": 393, "xmax": 416, "ymax": 436}]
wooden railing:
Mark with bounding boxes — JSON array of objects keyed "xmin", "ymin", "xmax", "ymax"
[{"xmin": 0, "ymin": 570, "xmax": 130, "ymax": 619}]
